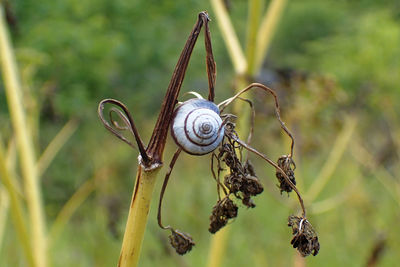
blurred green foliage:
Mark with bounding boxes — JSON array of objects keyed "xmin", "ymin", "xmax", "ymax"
[{"xmin": 1, "ymin": 0, "xmax": 400, "ymax": 266}]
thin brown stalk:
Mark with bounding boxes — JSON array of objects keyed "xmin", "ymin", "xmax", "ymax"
[
  {"xmin": 219, "ymin": 82, "xmax": 295, "ymax": 157},
  {"xmin": 231, "ymin": 135, "xmax": 306, "ymax": 217},
  {"xmin": 157, "ymin": 148, "xmax": 182, "ymax": 230}
]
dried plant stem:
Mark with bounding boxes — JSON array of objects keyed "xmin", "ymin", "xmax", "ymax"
[
  {"xmin": 254, "ymin": 0, "xmax": 288, "ymax": 72},
  {"xmin": 0, "ymin": 138, "xmax": 35, "ymax": 267},
  {"xmin": 232, "ymin": 135, "xmax": 306, "ymax": 217},
  {"xmin": 210, "ymin": 0, "xmax": 247, "ymax": 74},
  {"xmin": 0, "ymin": 5, "xmax": 46, "ymax": 267},
  {"xmin": 219, "ymin": 82, "xmax": 295, "ymax": 156},
  {"xmin": 158, "ymin": 149, "xmax": 181, "ymax": 230},
  {"xmin": 118, "ymin": 164, "xmax": 161, "ymax": 267}
]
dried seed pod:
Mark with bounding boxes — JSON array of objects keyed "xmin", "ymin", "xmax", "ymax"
[
  {"xmin": 242, "ymin": 196, "xmax": 255, "ymax": 208},
  {"xmin": 224, "ymin": 174, "xmax": 242, "ymax": 194},
  {"xmin": 223, "ymin": 157, "xmax": 264, "ymax": 208},
  {"xmin": 218, "ymin": 143, "xmax": 238, "ymax": 171},
  {"xmin": 288, "ymin": 215, "xmax": 320, "ymax": 257},
  {"xmin": 169, "ymin": 230, "xmax": 195, "ymax": 255},
  {"xmin": 276, "ymin": 155, "xmax": 297, "ymax": 193},
  {"xmin": 244, "ymin": 160, "xmax": 256, "ymax": 177},
  {"xmin": 240, "ymin": 175, "xmax": 264, "ymax": 197},
  {"xmin": 209, "ymin": 197, "xmax": 238, "ymax": 234}
]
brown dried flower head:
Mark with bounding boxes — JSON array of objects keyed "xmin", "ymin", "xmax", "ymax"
[
  {"xmin": 288, "ymin": 215, "xmax": 320, "ymax": 257},
  {"xmin": 276, "ymin": 155, "xmax": 297, "ymax": 194},
  {"xmin": 169, "ymin": 230, "xmax": 195, "ymax": 255},
  {"xmin": 209, "ymin": 196, "xmax": 238, "ymax": 234},
  {"xmin": 218, "ymin": 137, "xmax": 264, "ymax": 208}
]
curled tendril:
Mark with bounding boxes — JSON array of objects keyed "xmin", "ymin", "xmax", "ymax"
[
  {"xmin": 218, "ymin": 83, "xmax": 295, "ymax": 158},
  {"xmin": 109, "ymin": 107, "xmax": 131, "ymax": 131},
  {"xmin": 98, "ymin": 99, "xmax": 149, "ymax": 163}
]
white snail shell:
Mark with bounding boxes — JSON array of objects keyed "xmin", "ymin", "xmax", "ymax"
[{"xmin": 171, "ymin": 99, "xmax": 224, "ymax": 155}]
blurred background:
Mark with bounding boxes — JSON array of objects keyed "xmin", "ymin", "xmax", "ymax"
[{"xmin": 0, "ymin": 0, "xmax": 399, "ymax": 266}]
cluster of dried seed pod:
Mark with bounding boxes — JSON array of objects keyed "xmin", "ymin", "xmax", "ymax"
[
  {"xmin": 223, "ymin": 159, "xmax": 264, "ymax": 208},
  {"xmin": 207, "ymin": 122, "xmax": 264, "ymax": 234},
  {"xmin": 221, "ymin": 123, "xmax": 264, "ymax": 205}
]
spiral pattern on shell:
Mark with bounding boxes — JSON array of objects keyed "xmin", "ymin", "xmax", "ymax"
[{"xmin": 171, "ymin": 99, "xmax": 224, "ymax": 155}]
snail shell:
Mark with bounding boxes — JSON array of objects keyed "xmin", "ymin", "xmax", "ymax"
[{"xmin": 171, "ymin": 99, "xmax": 224, "ymax": 155}]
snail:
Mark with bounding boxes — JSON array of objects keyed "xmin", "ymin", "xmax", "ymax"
[{"xmin": 171, "ymin": 98, "xmax": 224, "ymax": 155}]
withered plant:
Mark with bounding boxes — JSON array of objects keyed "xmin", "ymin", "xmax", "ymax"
[{"xmin": 98, "ymin": 11, "xmax": 319, "ymax": 266}]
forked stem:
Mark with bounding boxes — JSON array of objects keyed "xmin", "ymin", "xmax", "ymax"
[
  {"xmin": 219, "ymin": 82, "xmax": 295, "ymax": 157},
  {"xmin": 230, "ymin": 134, "xmax": 306, "ymax": 218},
  {"xmin": 98, "ymin": 99, "xmax": 149, "ymax": 163}
]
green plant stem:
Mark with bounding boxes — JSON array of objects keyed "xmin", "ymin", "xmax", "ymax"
[
  {"xmin": 254, "ymin": 0, "xmax": 288, "ymax": 72},
  {"xmin": 351, "ymin": 142, "xmax": 400, "ymax": 207},
  {"xmin": 0, "ymin": 187, "xmax": 9, "ymax": 252},
  {"xmin": 118, "ymin": 164, "xmax": 161, "ymax": 267},
  {"xmin": 306, "ymin": 116, "xmax": 357, "ymax": 202},
  {"xmin": 48, "ymin": 177, "xmax": 95, "ymax": 246},
  {"xmin": 37, "ymin": 119, "xmax": 78, "ymax": 177},
  {"xmin": 246, "ymin": 0, "xmax": 263, "ymax": 76},
  {"xmin": 210, "ymin": 0, "xmax": 247, "ymax": 74},
  {"xmin": 5, "ymin": 138, "xmax": 24, "ymax": 198},
  {"xmin": 309, "ymin": 175, "xmax": 360, "ymax": 214},
  {"xmin": 0, "ymin": 6, "xmax": 46, "ymax": 267},
  {"xmin": 206, "ymin": 226, "xmax": 230, "ymax": 267},
  {"xmin": 0, "ymin": 138, "xmax": 35, "ymax": 267}
]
